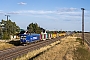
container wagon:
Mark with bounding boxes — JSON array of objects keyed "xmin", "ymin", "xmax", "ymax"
[
  {"xmin": 40, "ymin": 32, "xmax": 47, "ymax": 40},
  {"xmin": 52, "ymin": 33, "xmax": 57, "ymax": 38}
]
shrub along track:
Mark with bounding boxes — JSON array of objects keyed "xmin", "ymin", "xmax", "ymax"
[{"xmin": 0, "ymin": 36, "xmax": 66, "ymax": 60}]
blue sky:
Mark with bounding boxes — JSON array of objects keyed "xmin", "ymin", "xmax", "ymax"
[{"xmin": 0, "ymin": 0, "xmax": 90, "ymax": 31}]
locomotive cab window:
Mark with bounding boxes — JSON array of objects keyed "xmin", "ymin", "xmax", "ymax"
[{"xmin": 20, "ymin": 36, "xmax": 26, "ymax": 39}]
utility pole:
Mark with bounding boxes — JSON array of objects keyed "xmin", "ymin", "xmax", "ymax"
[
  {"xmin": 5, "ymin": 15, "xmax": 10, "ymax": 36},
  {"xmin": 81, "ymin": 8, "xmax": 85, "ymax": 45},
  {"xmin": 5, "ymin": 15, "xmax": 10, "ymax": 21}
]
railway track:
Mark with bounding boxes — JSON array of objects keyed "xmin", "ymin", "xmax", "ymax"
[
  {"xmin": 84, "ymin": 33, "xmax": 90, "ymax": 46},
  {"xmin": 76, "ymin": 33, "xmax": 90, "ymax": 46},
  {"xmin": 0, "ymin": 36, "xmax": 66, "ymax": 60}
]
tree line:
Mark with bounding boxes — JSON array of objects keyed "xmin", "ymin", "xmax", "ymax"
[
  {"xmin": 1, "ymin": 19, "xmax": 80, "ymax": 40},
  {"xmin": 0, "ymin": 20, "xmax": 45, "ymax": 39}
]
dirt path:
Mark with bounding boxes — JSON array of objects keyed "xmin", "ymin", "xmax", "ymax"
[{"xmin": 33, "ymin": 36, "xmax": 80, "ymax": 60}]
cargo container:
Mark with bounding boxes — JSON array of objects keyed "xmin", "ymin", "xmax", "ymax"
[
  {"xmin": 47, "ymin": 33, "xmax": 52, "ymax": 39},
  {"xmin": 56, "ymin": 33, "xmax": 59, "ymax": 37},
  {"xmin": 59, "ymin": 33, "xmax": 66, "ymax": 36},
  {"xmin": 40, "ymin": 32, "xmax": 47, "ymax": 40},
  {"xmin": 51, "ymin": 33, "xmax": 53, "ymax": 39},
  {"xmin": 52, "ymin": 33, "xmax": 57, "ymax": 38}
]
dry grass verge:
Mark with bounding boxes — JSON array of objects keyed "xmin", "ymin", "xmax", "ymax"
[
  {"xmin": 73, "ymin": 45, "xmax": 90, "ymax": 60},
  {"xmin": 73, "ymin": 38, "xmax": 90, "ymax": 60},
  {"xmin": 33, "ymin": 36, "xmax": 80, "ymax": 60},
  {"xmin": 0, "ymin": 42, "xmax": 14, "ymax": 50}
]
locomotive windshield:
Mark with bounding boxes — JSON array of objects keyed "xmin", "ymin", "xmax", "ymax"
[{"xmin": 20, "ymin": 36, "xmax": 26, "ymax": 39}]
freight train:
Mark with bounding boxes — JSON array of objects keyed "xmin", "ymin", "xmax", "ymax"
[{"xmin": 20, "ymin": 31, "xmax": 66, "ymax": 44}]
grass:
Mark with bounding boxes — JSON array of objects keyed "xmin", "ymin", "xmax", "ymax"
[
  {"xmin": 33, "ymin": 36, "xmax": 78, "ymax": 60},
  {"xmin": 0, "ymin": 42, "xmax": 14, "ymax": 50},
  {"xmin": 74, "ymin": 46, "xmax": 90, "ymax": 60},
  {"xmin": 0, "ymin": 40, "xmax": 20, "ymax": 50},
  {"xmin": 74, "ymin": 37, "xmax": 90, "ymax": 60},
  {"xmin": 76, "ymin": 38, "xmax": 83, "ymax": 44}
]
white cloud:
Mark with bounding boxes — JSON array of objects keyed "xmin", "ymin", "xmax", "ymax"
[
  {"xmin": 7, "ymin": 11, "xmax": 20, "ymax": 14},
  {"xmin": 7, "ymin": 10, "xmax": 55, "ymax": 15},
  {"xmin": 7, "ymin": 8, "xmax": 78, "ymax": 15},
  {"xmin": 0, "ymin": 12, "xmax": 4, "ymax": 14},
  {"xmin": 85, "ymin": 14, "xmax": 90, "ymax": 17},
  {"xmin": 33, "ymin": 15, "xmax": 58, "ymax": 20},
  {"xmin": 57, "ymin": 7, "xmax": 78, "ymax": 12},
  {"xmin": 6, "ymin": 8, "xmax": 79, "ymax": 15},
  {"xmin": 1, "ymin": 7, "xmax": 89, "ymax": 18},
  {"xmin": 0, "ymin": 11, "xmax": 5, "ymax": 14},
  {"xmin": 0, "ymin": 10, "xmax": 5, "ymax": 14},
  {"xmin": 17, "ymin": 2, "xmax": 27, "ymax": 5},
  {"xmin": 56, "ymin": 8, "xmax": 80, "ymax": 16}
]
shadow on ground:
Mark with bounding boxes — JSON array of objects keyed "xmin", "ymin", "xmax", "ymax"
[{"xmin": 7, "ymin": 40, "xmax": 21, "ymax": 46}]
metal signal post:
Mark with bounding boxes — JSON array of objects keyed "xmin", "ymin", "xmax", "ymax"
[{"xmin": 81, "ymin": 8, "xmax": 85, "ymax": 45}]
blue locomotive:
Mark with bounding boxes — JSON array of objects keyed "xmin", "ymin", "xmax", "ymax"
[{"xmin": 20, "ymin": 33, "xmax": 40, "ymax": 44}]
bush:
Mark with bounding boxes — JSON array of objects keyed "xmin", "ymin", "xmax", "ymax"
[
  {"xmin": 2, "ymin": 32, "xmax": 10, "ymax": 39},
  {"xmin": 76, "ymin": 38, "xmax": 82, "ymax": 44}
]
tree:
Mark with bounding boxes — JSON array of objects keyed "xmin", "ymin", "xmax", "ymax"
[
  {"xmin": 27, "ymin": 23, "xmax": 45, "ymax": 34},
  {"xmin": 0, "ymin": 19, "xmax": 20, "ymax": 39}
]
